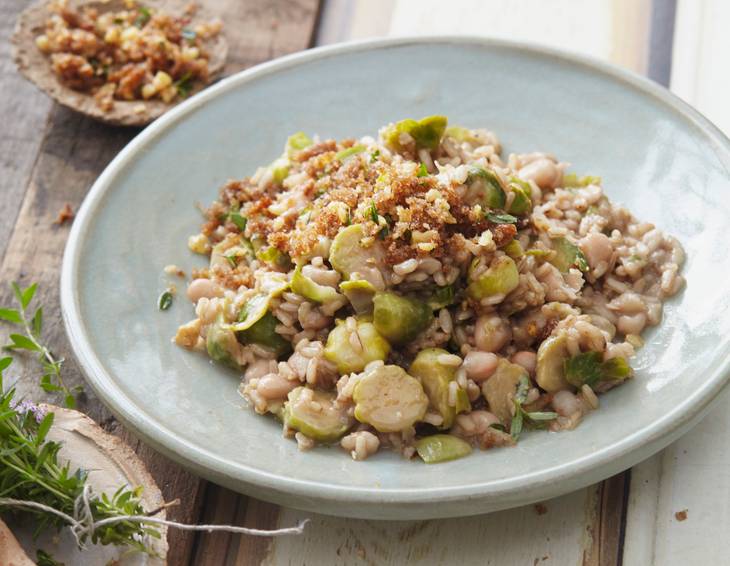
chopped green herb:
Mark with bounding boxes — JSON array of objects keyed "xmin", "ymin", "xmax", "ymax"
[
  {"xmin": 228, "ymin": 211, "xmax": 247, "ymax": 231},
  {"xmin": 510, "ymin": 375, "xmax": 557, "ymax": 439},
  {"xmin": 486, "ymin": 212, "xmax": 518, "ymax": 224},
  {"xmin": 225, "ymin": 255, "xmax": 238, "ymax": 268},
  {"xmin": 134, "ymin": 6, "xmax": 151, "ymax": 27},
  {"xmin": 416, "ymin": 163, "xmax": 428, "ymax": 177},
  {"xmin": 174, "ymin": 72, "xmax": 193, "ymax": 98},
  {"xmin": 158, "ymin": 290, "xmax": 173, "ymax": 310},
  {"xmin": 369, "ymin": 200, "xmax": 379, "ymax": 223},
  {"xmin": 370, "ymin": 149, "xmax": 380, "ymax": 163}
]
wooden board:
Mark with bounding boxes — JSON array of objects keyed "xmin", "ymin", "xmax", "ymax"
[{"xmin": 0, "ymin": 1, "xmax": 321, "ymax": 564}]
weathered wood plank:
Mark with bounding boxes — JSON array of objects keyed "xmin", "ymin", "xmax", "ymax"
[
  {"xmin": 259, "ymin": 488, "xmax": 597, "ymax": 566},
  {"xmin": 191, "ymin": 484, "xmax": 240, "ymax": 565},
  {"xmin": 583, "ymin": 472, "xmax": 629, "ymax": 566},
  {"xmin": 0, "ymin": 0, "xmax": 53, "ymax": 252},
  {"xmin": 623, "ymin": 388, "xmax": 730, "ymax": 565}
]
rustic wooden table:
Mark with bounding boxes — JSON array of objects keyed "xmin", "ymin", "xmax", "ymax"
[{"xmin": 2, "ymin": 1, "xmax": 728, "ymax": 564}]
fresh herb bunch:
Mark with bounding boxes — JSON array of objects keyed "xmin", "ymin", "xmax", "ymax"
[
  {"xmin": 0, "ymin": 282, "xmax": 81, "ymax": 408},
  {"xmin": 0, "ymin": 356, "xmax": 160, "ymax": 551}
]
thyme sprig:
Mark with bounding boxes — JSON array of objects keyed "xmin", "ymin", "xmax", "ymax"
[
  {"xmin": 0, "ymin": 283, "xmax": 80, "ymax": 408},
  {"xmin": 510, "ymin": 375, "xmax": 558, "ymax": 439},
  {"xmin": 0, "ymin": 357, "xmax": 160, "ymax": 551}
]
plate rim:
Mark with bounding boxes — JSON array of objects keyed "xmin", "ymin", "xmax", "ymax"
[{"xmin": 61, "ymin": 35, "xmax": 730, "ymax": 510}]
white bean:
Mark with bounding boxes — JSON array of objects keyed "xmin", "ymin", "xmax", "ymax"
[
  {"xmin": 579, "ymin": 233, "xmax": 613, "ymax": 271},
  {"xmin": 511, "ymin": 351, "xmax": 537, "ymax": 375},
  {"xmin": 617, "ymin": 313, "xmax": 647, "ymax": 336},
  {"xmin": 256, "ymin": 373, "xmax": 298, "ymax": 400},
  {"xmin": 474, "ymin": 315, "xmax": 511, "ymax": 353},
  {"xmin": 462, "ymin": 351, "xmax": 499, "ymax": 382},
  {"xmin": 551, "ymin": 390, "xmax": 582, "ymax": 417},
  {"xmin": 187, "ymin": 278, "xmax": 223, "ymax": 303},
  {"xmin": 518, "ymin": 158, "xmax": 560, "ymax": 189}
]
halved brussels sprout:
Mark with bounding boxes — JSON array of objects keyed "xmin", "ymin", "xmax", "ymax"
[
  {"xmin": 236, "ymin": 311, "xmax": 291, "ymax": 358},
  {"xmin": 353, "ymin": 365, "xmax": 429, "ymax": 432},
  {"xmin": 256, "ymin": 246, "xmax": 292, "ymax": 271},
  {"xmin": 507, "ymin": 178, "xmax": 532, "ymax": 215},
  {"xmin": 444, "ymin": 125, "xmax": 480, "ymax": 143},
  {"xmin": 269, "ymin": 157, "xmax": 290, "ymax": 186},
  {"xmin": 415, "ymin": 434, "xmax": 472, "ymax": 464},
  {"xmin": 465, "ymin": 166, "xmax": 506, "ymax": 209},
  {"xmin": 373, "ymin": 292, "xmax": 433, "ymax": 345},
  {"xmin": 562, "ymin": 173, "xmax": 601, "ymax": 188},
  {"xmin": 286, "ymin": 132, "xmax": 313, "ymax": 156},
  {"xmin": 549, "ymin": 237, "xmax": 589, "ymax": 273},
  {"xmin": 481, "ymin": 359, "xmax": 529, "ymax": 425},
  {"xmin": 335, "ymin": 144, "xmax": 366, "ymax": 161},
  {"xmin": 323, "ymin": 319, "xmax": 390, "ymax": 374},
  {"xmin": 601, "ymin": 357, "xmax": 633, "ymax": 381},
  {"xmin": 230, "ymin": 294, "xmax": 270, "ymax": 332},
  {"xmin": 467, "ymin": 256, "xmax": 520, "ymax": 300},
  {"xmin": 382, "ymin": 115, "xmax": 448, "ymax": 152},
  {"xmin": 329, "ymin": 224, "xmax": 384, "ymax": 280},
  {"xmin": 340, "ymin": 279, "xmax": 377, "ymax": 314},
  {"xmin": 535, "ymin": 334, "xmax": 571, "ymax": 392},
  {"xmin": 503, "ymin": 239, "xmax": 524, "ymax": 259},
  {"xmin": 206, "ymin": 316, "xmax": 240, "ymax": 369},
  {"xmin": 284, "ymin": 387, "xmax": 352, "ymax": 442},
  {"xmin": 291, "ymin": 266, "xmax": 339, "ymax": 303},
  {"xmin": 564, "ymin": 351, "xmax": 603, "ymax": 387},
  {"xmin": 409, "ymin": 348, "xmax": 470, "ymax": 429}
]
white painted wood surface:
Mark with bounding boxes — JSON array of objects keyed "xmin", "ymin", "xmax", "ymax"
[
  {"xmin": 621, "ymin": 2, "xmax": 730, "ymax": 563},
  {"xmin": 267, "ymin": 489, "xmax": 596, "ymax": 566},
  {"xmin": 283, "ymin": 2, "xmax": 730, "ymax": 564}
]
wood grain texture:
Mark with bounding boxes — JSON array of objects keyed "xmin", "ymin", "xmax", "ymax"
[
  {"xmin": 623, "ymin": 388, "xmax": 730, "ymax": 566},
  {"xmin": 0, "ymin": 0, "xmax": 53, "ymax": 254},
  {"xmin": 583, "ymin": 472, "xmax": 630, "ymax": 566},
  {"xmin": 0, "ymin": 1, "xmax": 321, "ymax": 564},
  {"xmin": 261, "ymin": 488, "xmax": 598, "ymax": 566}
]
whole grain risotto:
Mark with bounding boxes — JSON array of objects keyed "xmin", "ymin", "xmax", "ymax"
[
  {"xmin": 34, "ymin": 0, "xmax": 222, "ymax": 110},
  {"xmin": 175, "ymin": 116, "xmax": 685, "ymax": 463}
]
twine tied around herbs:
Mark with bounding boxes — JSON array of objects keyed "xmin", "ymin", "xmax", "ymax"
[{"xmin": 0, "ymin": 485, "xmax": 309, "ymax": 549}]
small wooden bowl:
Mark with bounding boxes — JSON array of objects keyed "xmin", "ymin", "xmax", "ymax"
[{"xmin": 12, "ymin": 0, "xmax": 228, "ymax": 126}]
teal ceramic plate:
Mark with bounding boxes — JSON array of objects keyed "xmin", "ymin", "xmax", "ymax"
[{"xmin": 61, "ymin": 37, "xmax": 730, "ymax": 519}]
